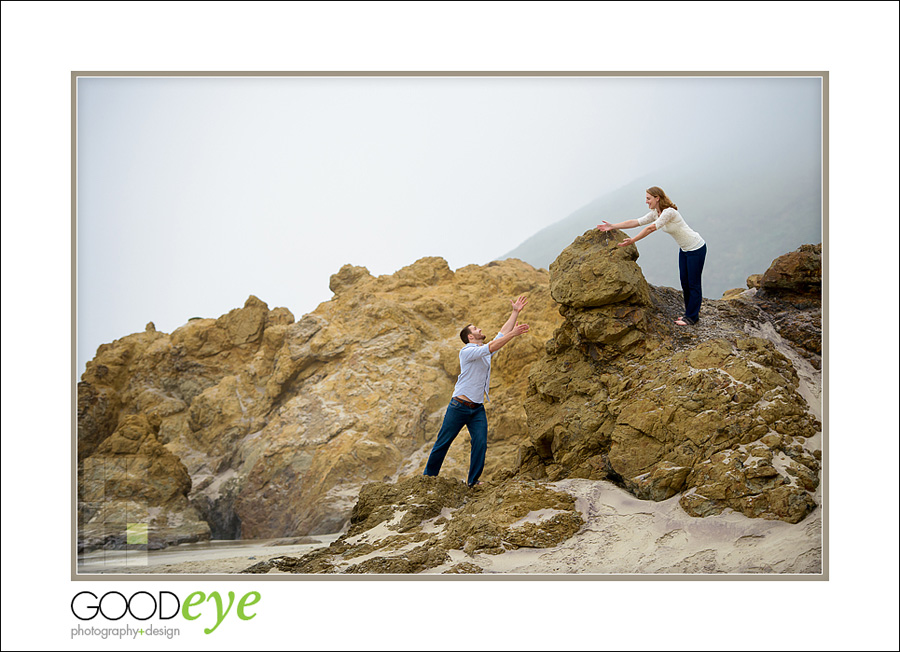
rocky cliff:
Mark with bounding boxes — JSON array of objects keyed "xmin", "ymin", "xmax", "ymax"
[
  {"xmin": 519, "ymin": 233, "xmax": 822, "ymax": 524},
  {"xmin": 237, "ymin": 235, "xmax": 823, "ymax": 575},
  {"xmin": 77, "ymin": 257, "xmax": 561, "ymax": 551},
  {"xmin": 78, "ymin": 236, "xmax": 823, "ymax": 572}
]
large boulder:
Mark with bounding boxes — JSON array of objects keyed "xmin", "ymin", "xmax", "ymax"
[
  {"xmin": 759, "ymin": 243, "xmax": 822, "ymax": 297},
  {"xmin": 549, "ymin": 229, "xmax": 652, "ymax": 308}
]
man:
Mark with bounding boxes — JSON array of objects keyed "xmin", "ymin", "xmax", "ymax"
[{"xmin": 423, "ymin": 295, "xmax": 530, "ymax": 487}]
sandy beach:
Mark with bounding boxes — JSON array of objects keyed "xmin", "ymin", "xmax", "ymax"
[
  {"xmin": 77, "ymin": 535, "xmax": 342, "ymax": 575},
  {"xmin": 77, "ymin": 469, "xmax": 821, "ymax": 577},
  {"xmin": 424, "ymin": 477, "xmax": 822, "ymax": 575}
]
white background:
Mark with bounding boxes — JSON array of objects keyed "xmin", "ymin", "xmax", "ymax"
[{"xmin": 2, "ymin": 1, "xmax": 898, "ymax": 650}]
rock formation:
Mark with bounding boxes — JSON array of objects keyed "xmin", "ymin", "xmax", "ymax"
[
  {"xmin": 77, "ymin": 258, "xmax": 561, "ymax": 550},
  {"xmin": 78, "ymin": 235, "xmax": 823, "ymax": 571},
  {"xmin": 752, "ymin": 243, "xmax": 822, "ymax": 369},
  {"xmin": 242, "ymin": 475, "xmax": 584, "ymax": 574},
  {"xmin": 78, "ymin": 413, "xmax": 209, "ymax": 551},
  {"xmin": 519, "ymin": 234, "xmax": 822, "ymax": 524}
]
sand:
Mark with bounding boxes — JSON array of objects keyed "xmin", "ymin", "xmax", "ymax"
[
  {"xmin": 77, "ymin": 535, "xmax": 342, "ymax": 575},
  {"xmin": 426, "ymin": 478, "xmax": 822, "ymax": 575},
  {"xmin": 77, "ymin": 472, "xmax": 822, "ymax": 576}
]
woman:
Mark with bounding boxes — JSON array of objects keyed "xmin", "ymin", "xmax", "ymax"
[{"xmin": 597, "ymin": 187, "xmax": 707, "ymax": 326}]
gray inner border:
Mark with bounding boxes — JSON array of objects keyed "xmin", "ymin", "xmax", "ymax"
[{"xmin": 71, "ymin": 70, "xmax": 828, "ymax": 582}]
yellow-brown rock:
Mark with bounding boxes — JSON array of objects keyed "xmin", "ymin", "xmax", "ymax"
[
  {"xmin": 752, "ymin": 244, "xmax": 823, "ymax": 369},
  {"xmin": 520, "ymin": 233, "xmax": 823, "ymax": 524},
  {"xmin": 550, "ymin": 229, "xmax": 652, "ymax": 308},
  {"xmin": 231, "ymin": 257, "xmax": 561, "ymax": 537},
  {"xmin": 760, "ymin": 243, "xmax": 822, "ymax": 297},
  {"xmin": 77, "ymin": 261, "xmax": 561, "ymax": 548},
  {"xmin": 231, "ymin": 238, "xmax": 824, "ymax": 575},
  {"xmin": 79, "ymin": 414, "xmax": 210, "ymax": 551},
  {"xmin": 78, "ymin": 235, "xmax": 824, "ymax": 557},
  {"xmin": 241, "ymin": 475, "xmax": 584, "ymax": 574}
]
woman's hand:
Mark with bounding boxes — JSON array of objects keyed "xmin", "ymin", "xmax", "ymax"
[
  {"xmin": 617, "ymin": 237, "xmax": 636, "ymax": 247},
  {"xmin": 596, "ymin": 221, "xmax": 615, "ymax": 232}
]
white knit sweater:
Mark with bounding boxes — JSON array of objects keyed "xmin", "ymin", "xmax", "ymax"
[{"xmin": 637, "ymin": 208, "xmax": 705, "ymax": 252}]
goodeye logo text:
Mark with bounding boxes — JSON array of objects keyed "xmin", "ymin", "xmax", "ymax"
[{"xmin": 70, "ymin": 590, "xmax": 260, "ymax": 638}]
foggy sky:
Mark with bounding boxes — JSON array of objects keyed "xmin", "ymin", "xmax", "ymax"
[{"xmin": 77, "ymin": 75, "xmax": 822, "ymax": 374}]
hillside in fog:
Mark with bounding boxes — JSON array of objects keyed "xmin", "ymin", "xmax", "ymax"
[{"xmin": 500, "ymin": 147, "xmax": 822, "ymax": 299}]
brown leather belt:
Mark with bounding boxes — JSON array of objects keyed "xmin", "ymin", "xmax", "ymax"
[{"xmin": 453, "ymin": 397, "xmax": 481, "ymax": 408}]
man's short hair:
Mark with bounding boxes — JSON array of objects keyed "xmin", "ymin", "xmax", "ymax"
[{"xmin": 460, "ymin": 324, "xmax": 473, "ymax": 344}]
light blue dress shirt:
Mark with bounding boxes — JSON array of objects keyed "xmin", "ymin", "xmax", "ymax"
[{"xmin": 452, "ymin": 332, "xmax": 502, "ymax": 404}]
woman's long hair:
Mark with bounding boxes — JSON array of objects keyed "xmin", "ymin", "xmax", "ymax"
[{"xmin": 647, "ymin": 186, "xmax": 677, "ymax": 211}]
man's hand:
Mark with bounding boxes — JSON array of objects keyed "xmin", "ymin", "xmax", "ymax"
[
  {"xmin": 501, "ymin": 296, "xmax": 528, "ymax": 336},
  {"xmin": 489, "ymin": 322, "xmax": 529, "ymax": 353},
  {"xmin": 510, "ymin": 295, "xmax": 528, "ymax": 313}
]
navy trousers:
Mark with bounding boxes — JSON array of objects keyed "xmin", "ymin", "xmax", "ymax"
[
  {"xmin": 423, "ymin": 398, "xmax": 487, "ymax": 486},
  {"xmin": 679, "ymin": 244, "xmax": 707, "ymax": 323}
]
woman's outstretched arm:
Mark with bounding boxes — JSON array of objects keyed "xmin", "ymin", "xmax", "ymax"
[
  {"xmin": 618, "ymin": 224, "xmax": 657, "ymax": 247},
  {"xmin": 597, "ymin": 219, "xmax": 641, "ymax": 231}
]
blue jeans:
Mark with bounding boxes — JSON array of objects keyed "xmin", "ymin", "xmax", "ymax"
[
  {"xmin": 679, "ymin": 244, "xmax": 707, "ymax": 323},
  {"xmin": 423, "ymin": 398, "xmax": 487, "ymax": 486}
]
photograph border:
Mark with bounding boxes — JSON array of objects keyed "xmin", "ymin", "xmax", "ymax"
[{"xmin": 71, "ymin": 70, "xmax": 828, "ymax": 582}]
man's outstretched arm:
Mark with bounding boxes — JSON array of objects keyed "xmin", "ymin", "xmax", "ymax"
[
  {"xmin": 489, "ymin": 322, "xmax": 529, "ymax": 353},
  {"xmin": 499, "ymin": 295, "xmax": 528, "ymax": 336}
]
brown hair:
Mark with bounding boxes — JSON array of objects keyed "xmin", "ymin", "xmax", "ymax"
[
  {"xmin": 646, "ymin": 186, "xmax": 678, "ymax": 211},
  {"xmin": 460, "ymin": 324, "xmax": 473, "ymax": 344}
]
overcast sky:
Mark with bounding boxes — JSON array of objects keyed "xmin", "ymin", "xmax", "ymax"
[{"xmin": 77, "ymin": 75, "xmax": 822, "ymax": 374}]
